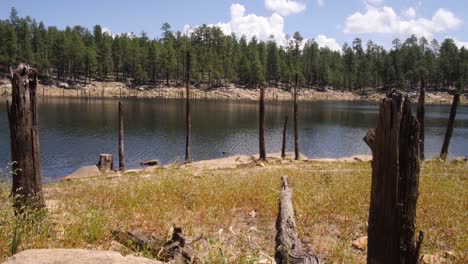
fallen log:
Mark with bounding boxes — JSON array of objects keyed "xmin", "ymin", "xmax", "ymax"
[{"xmin": 275, "ymin": 176, "xmax": 320, "ymax": 264}]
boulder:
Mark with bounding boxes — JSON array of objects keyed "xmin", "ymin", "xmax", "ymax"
[
  {"xmin": 3, "ymin": 249, "xmax": 163, "ymax": 264},
  {"xmin": 61, "ymin": 165, "xmax": 101, "ymax": 181},
  {"xmin": 57, "ymin": 82, "xmax": 70, "ymax": 89}
]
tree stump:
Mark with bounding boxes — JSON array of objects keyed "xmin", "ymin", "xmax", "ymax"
[
  {"xmin": 440, "ymin": 93, "xmax": 460, "ymax": 161},
  {"xmin": 97, "ymin": 154, "xmax": 114, "ymax": 173},
  {"xmin": 364, "ymin": 90, "xmax": 423, "ymax": 264},
  {"xmin": 7, "ymin": 64, "xmax": 45, "ymax": 212},
  {"xmin": 275, "ymin": 176, "xmax": 320, "ymax": 264}
]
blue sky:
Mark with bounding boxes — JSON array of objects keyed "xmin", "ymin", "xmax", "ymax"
[{"xmin": 1, "ymin": 0, "xmax": 467, "ymax": 50}]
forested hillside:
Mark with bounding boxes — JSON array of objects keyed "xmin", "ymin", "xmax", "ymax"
[{"xmin": 0, "ymin": 8, "xmax": 467, "ymax": 92}]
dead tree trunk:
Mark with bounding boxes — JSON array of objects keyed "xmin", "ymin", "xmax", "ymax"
[
  {"xmin": 281, "ymin": 116, "xmax": 288, "ymax": 159},
  {"xmin": 275, "ymin": 176, "xmax": 320, "ymax": 264},
  {"xmin": 440, "ymin": 93, "xmax": 460, "ymax": 161},
  {"xmin": 7, "ymin": 64, "xmax": 45, "ymax": 211},
  {"xmin": 364, "ymin": 90, "xmax": 423, "ymax": 264},
  {"xmin": 259, "ymin": 85, "xmax": 266, "ymax": 161},
  {"xmin": 417, "ymin": 84, "xmax": 425, "ymax": 160},
  {"xmin": 97, "ymin": 154, "xmax": 114, "ymax": 173},
  {"xmin": 185, "ymin": 51, "xmax": 192, "ymax": 163},
  {"xmin": 294, "ymin": 74, "xmax": 299, "ymax": 160},
  {"xmin": 118, "ymin": 102, "xmax": 125, "ymax": 172}
]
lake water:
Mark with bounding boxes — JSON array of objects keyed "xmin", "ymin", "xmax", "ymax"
[{"xmin": 0, "ymin": 97, "xmax": 467, "ymax": 179}]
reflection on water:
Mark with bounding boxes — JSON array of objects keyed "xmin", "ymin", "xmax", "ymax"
[{"xmin": 0, "ymin": 97, "xmax": 467, "ymax": 179}]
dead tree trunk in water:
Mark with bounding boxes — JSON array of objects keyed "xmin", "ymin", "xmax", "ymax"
[
  {"xmin": 7, "ymin": 64, "xmax": 45, "ymax": 211},
  {"xmin": 259, "ymin": 85, "xmax": 266, "ymax": 161},
  {"xmin": 275, "ymin": 176, "xmax": 320, "ymax": 264},
  {"xmin": 185, "ymin": 51, "xmax": 192, "ymax": 163},
  {"xmin": 416, "ymin": 84, "xmax": 425, "ymax": 160},
  {"xmin": 440, "ymin": 93, "xmax": 460, "ymax": 161},
  {"xmin": 118, "ymin": 101, "xmax": 125, "ymax": 172},
  {"xmin": 281, "ymin": 116, "xmax": 288, "ymax": 159},
  {"xmin": 364, "ymin": 90, "xmax": 423, "ymax": 264},
  {"xmin": 294, "ymin": 74, "xmax": 299, "ymax": 160}
]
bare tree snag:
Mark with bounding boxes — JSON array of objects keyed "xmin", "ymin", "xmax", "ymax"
[
  {"xmin": 440, "ymin": 93, "xmax": 460, "ymax": 161},
  {"xmin": 364, "ymin": 90, "xmax": 423, "ymax": 264},
  {"xmin": 185, "ymin": 51, "xmax": 192, "ymax": 163},
  {"xmin": 281, "ymin": 116, "xmax": 288, "ymax": 159},
  {"xmin": 97, "ymin": 154, "xmax": 114, "ymax": 173},
  {"xmin": 259, "ymin": 85, "xmax": 266, "ymax": 161},
  {"xmin": 417, "ymin": 84, "xmax": 425, "ymax": 160},
  {"xmin": 7, "ymin": 64, "xmax": 45, "ymax": 211},
  {"xmin": 275, "ymin": 176, "xmax": 320, "ymax": 264},
  {"xmin": 118, "ymin": 101, "xmax": 125, "ymax": 172},
  {"xmin": 294, "ymin": 74, "xmax": 299, "ymax": 160}
]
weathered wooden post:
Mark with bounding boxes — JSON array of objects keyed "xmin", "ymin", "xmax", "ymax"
[
  {"xmin": 364, "ymin": 90, "xmax": 423, "ymax": 264},
  {"xmin": 275, "ymin": 176, "xmax": 320, "ymax": 263},
  {"xmin": 293, "ymin": 74, "xmax": 299, "ymax": 160},
  {"xmin": 281, "ymin": 116, "xmax": 288, "ymax": 159},
  {"xmin": 7, "ymin": 64, "xmax": 45, "ymax": 211},
  {"xmin": 417, "ymin": 84, "xmax": 425, "ymax": 160},
  {"xmin": 259, "ymin": 85, "xmax": 266, "ymax": 161},
  {"xmin": 97, "ymin": 154, "xmax": 114, "ymax": 173},
  {"xmin": 118, "ymin": 101, "xmax": 125, "ymax": 172},
  {"xmin": 440, "ymin": 93, "xmax": 460, "ymax": 161},
  {"xmin": 185, "ymin": 51, "xmax": 192, "ymax": 163}
]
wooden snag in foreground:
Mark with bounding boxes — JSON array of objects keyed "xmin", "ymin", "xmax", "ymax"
[
  {"xmin": 440, "ymin": 93, "xmax": 461, "ymax": 161},
  {"xmin": 118, "ymin": 101, "xmax": 125, "ymax": 172},
  {"xmin": 97, "ymin": 154, "xmax": 114, "ymax": 173},
  {"xmin": 7, "ymin": 63, "xmax": 45, "ymax": 211},
  {"xmin": 275, "ymin": 176, "xmax": 320, "ymax": 264},
  {"xmin": 259, "ymin": 84, "xmax": 266, "ymax": 161},
  {"xmin": 185, "ymin": 51, "xmax": 192, "ymax": 163},
  {"xmin": 364, "ymin": 90, "xmax": 423, "ymax": 264},
  {"xmin": 281, "ymin": 115, "xmax": 288, "ymax": 159},
  {"xmin": 293, "ymin": 74, "xmax": 299, "ymax": 160},
  {"xmin": 416, "ymin": 84, "xmax": 425, "ymax": 160}
]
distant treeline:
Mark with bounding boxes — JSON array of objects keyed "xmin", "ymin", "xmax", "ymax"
[{"xmin": 0, "ymin": 7, "xmax": 467, "ymax": 91}]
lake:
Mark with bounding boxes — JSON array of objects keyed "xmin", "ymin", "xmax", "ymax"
[{"xmin": 0, "ymin": 97, "xmax": 467, "ymax": 180}]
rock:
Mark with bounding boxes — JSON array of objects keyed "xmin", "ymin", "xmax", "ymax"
[
  {"xmin": 352, "ymin": 236, "xmax": 368, "ymax": 251},
  {"xmin": 57, "ymin": 82, "xmax": 70, "ymax": 89},
  {"xmin": 257, "ymin": 162, "xmax": 265, "ymax": 167},
  {"xmin": 140, "ymin": 160, "xmax": 159, "ymax": 166},
  {"xmin": 61, "ymin": 165, "xmax": 102, "ymax": 181},
  {"xmin": 3, "ymin": 249, "xmax": 163, "ymax": 264},
  {"xmin": 420, "ymin": 254, "xmax": 447, "ymax": 264}
]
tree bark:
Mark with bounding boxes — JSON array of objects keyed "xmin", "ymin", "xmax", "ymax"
[
  {"xmin": 118, "ymin": 101, "xmax": 125, "ymax": 172},
  {"xmin": 417, "ymin": 84, "xmax": 425, "ymax": 160},
  {"xmin": 7, "ymin": 64, "xmax": 45, "ymax": 211},
  {"xmin": 259, "ymin": 85, "xmax": 266, "ymax": 161},
  {"xmin": 185, "ymin": 51, "xmax": 192, "ymax": 163},
  {"xmin": 294, "ymin": 74, "xmax": 299, "ymax": 160},
  {"xmin": 364, "ymin": 90, "xmax": 423, "ymax": 264},
  {"xmin": 281, "ymin": 116, "xmax": 288, "ymax": 159},
  {"xmin": 275, "ymin": 176, "xmax": 320, "ymax": 264},
  {"xmin": 440, "ymin": 93, "xmax": 460, "ymax": 161},
  {"xmin": 97, "ymin": 154, "xmax": 114, "ymax": 173}
]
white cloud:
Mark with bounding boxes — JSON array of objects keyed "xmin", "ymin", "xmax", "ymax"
[
  {"xmin": 344, "ymin": 6, "xmax": 462, "ymax": 38},
  {"xmin": 452, "ymin": 38, "xmax": 468, "ymax": 49},
  {"xmin": 404, "ymin": 7, "xmax": 416, "ymax": 18},
  {"xmin": 314, "ymin": 35, "xmax": 341, "ymax": 51},
  {"xmin": 264, "ymin": 0, "xmax": 306, "ymax": 16},
  {"xmin": 317, "ymin": 0, "xmax": 325, "ymax": 7},
  {"xmin": 102, "ymin": 27, "xmax": 112, "ymax": 36},
  {"xmin": 366, "ymin": 0, "xmax": 384, "ymax": 6}
]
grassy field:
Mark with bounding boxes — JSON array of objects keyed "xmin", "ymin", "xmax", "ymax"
[{"xmin": 0, "ymin": 159, "xmax": 467, "ymax": 263}]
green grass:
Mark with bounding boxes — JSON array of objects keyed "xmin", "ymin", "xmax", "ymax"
[{"xmin": 0, "ymin": 160, "xmax": 466, "ymax": 263}]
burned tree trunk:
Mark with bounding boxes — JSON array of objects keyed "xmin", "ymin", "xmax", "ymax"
[
  {"xmin": 440, "ymin": 93, "xmax": 460, "ymax": 161},
  {"xmin": 259, "ymin": 85, "xmax": 266, "ymax": 161},
  {"xmin": 118, "ymin": 101, "xmax": 125, "ymax": 172},
  {"xmin": 294, "ymin": 74, "xmax": 299, "ymax": 160},
  {"xmin": 364, "ymin": 90, "xmax": 423, "ymax": 264},
  {"xmin": 97, "ymin": 154, "xmax": 114, "ymax": 173},
  {"xmin": 417, "ymin": 84, "xmax": 425, "ymax": 160},
  {"xmin": 275, "ymin": 176, "xmax": 320, "ymax": 264},
  {"xmin": 7, "ymin": 64, "xmax": 45, "ymax": 211},
  {"xmin": 185, "ymin": 51, "xmax": 192, "ymax": 163},
  {"xmin": 281, "ymin": 116, "xmax": 288, "ymax": 159}
]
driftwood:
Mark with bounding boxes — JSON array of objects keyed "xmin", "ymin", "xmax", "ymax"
[
  {"xmin": 281, "ymin": 116, "xmax": 288, "ymax": 159},
  {"xmin": 275, "ymin": 176, "xmax": 320, "ymax": 264},
  {"xmin": 364, "ymin": 90, "xmax": 423, "ymax": 264},
  {"xmin": 7, "ymin": 63, "xmax": 45, "ymax": 211},
  {"xmin": 97, "ymin": 154, "xmax": 114, "ymax": 173},
  {"xmin": 259, "ymin": 85, "xmax": 266, "ymax": 161},
  {"xmin": 440, "ymin": 93, "xmax": 460, "ymax": 160},
  {"xmin": 112, "ymin": 227, "xmax": 203, "ymax": 263}
]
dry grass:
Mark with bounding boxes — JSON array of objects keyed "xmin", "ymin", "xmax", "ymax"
[{"xmin": 0, "ymin": 160, "xmax": 466, "ymax": 263}]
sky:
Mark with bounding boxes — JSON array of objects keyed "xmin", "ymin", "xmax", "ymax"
[{"xmin": 1, "ymin": 0, "xmax": 467, "ymax": 51}]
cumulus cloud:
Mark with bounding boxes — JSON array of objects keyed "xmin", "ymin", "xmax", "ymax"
[
  {"xmin": 404, "ymin": 7, "xmax": 416, "ymax": 18},
  {"xmin": 344, "ymin": 6, "xmax": 462, "ymax": 38},
  {"xmin": 102, "ymin": 27, "xmax": 112, "ymax": 36},
  {"xmin": 264, "ymin": 0, "xmax": 306, "ymax": 16},
  {"xmin": 452, "ymin": 38, "xmax": 468, "ymax": 49},
  {"xmin": 314, "ymin": 35, "xmax": 341, "ymax": 51}
]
